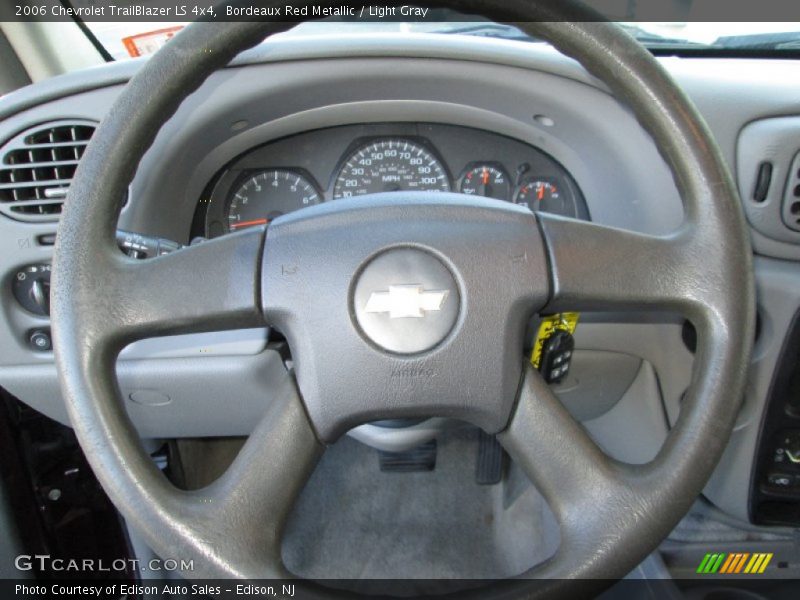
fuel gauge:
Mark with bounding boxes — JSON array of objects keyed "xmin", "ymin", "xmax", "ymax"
[
  {"xmin": 459, "ymin": 164, "xmax": 511, "ymax": 201},
  {"xmin": 514, "ymin": 178, "xmax": 576, "ymax": 218}
]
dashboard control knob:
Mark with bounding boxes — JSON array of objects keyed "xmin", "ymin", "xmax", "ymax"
[
  {"xmin": 29, "ymin": 329, "xmax": 52, "ymax": 352},
  {"xmin": 784, "ymin": 432, "xmax": 800, "ymax": 464},
  {"xmin": 30, "ymin": 278, "xmax": 50, "ymax": 315},
  {"xmin": 12, "ymin": 264, "xmax": 51, "ymax": 316},
  {"xmin": 766, "ymin": 472, "xmax": 796, "ymax": 490}
]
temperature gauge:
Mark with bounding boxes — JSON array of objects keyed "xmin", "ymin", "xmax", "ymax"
[
  {"xmin": 459, "ymin": 164, "xmax": 511, "ymax": 201},
  {"xmin": 514, "ymin": 178, "xmax": 576, "ymax": 218}
]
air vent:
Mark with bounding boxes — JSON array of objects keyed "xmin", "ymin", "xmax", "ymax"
[
  {"xmin": 0, "ymin": 120, "xmax": 96, "ymax": 222},
  {"xmin": 783, "ymin": 150, "xmax": 800, "ymax": 232}
]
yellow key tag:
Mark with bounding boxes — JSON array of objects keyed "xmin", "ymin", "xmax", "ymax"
[{"xmin": 530, "ymin": 312, "xmax": 580, "ymax": 369}]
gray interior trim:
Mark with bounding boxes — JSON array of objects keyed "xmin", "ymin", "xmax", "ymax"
[
  {"xmin": 583, "ymin": 360, "xmax": 668, "ymax": 465},
  {"xmin": 702, "ymin": 256, "xmax": 800, "ymax": 520},
  {"xmin": 0, "ymin": 59, "xmax": 139, "ymax": 121},
  {"xmin": 348, "ymin": 346, "xmax": 661, "ymax": 455},
  {"xmin": 0, "ymin": 35, "xmax": 598, "ymax": 123},
  {"xmin": 737, "ymin": 117, "xmax": 800, "ymax": 244},
  {"xmin": 0, "ymin": 28, "xmax": 31, "ymax": 95},
  {"xmin": 348, "ymin": 418, "xmax": 448, "ymax": 453},
  {"xmin": 119, "ymin": 328, "xmax": 268, "ymax": 360},
  {"xmin": 1, "ymin": 350, "xmax": 288, "ymax": 437},
  {"xmin": 555, "ymin": 349, "xmax": 641, "ymax": 422}
]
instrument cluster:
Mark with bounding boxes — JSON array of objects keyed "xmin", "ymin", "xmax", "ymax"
[{"xmin": 200, "ymin": 124, "xmax": 588, "ymax": 237}]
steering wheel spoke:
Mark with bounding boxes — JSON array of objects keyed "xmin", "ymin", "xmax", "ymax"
[
  {"xmin": 95, "ymin": 227, "xmax": 265, "ymax": 344},
  {"xmin": 539, "ymin": 213, "xmax": 703, "ymax": 315},
  {"xmin": 187, "ymin": 372, "xmax": 323, "ymax": 577},
  {"xmin": 499, "ymin": 366, "xmax": 664, "ymax": 582},
  {"xmin": 499, "ymin": 367, "xmax": 626, "ymax": 522}
]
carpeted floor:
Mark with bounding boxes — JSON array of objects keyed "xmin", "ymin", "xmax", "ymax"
[
  {"xmin": 281, "ymin": 426, "xmax": 559, "ymax": 584},
  {"xmin": 172, "ymin": 426, "xmax": 795, "ymax": 596}
]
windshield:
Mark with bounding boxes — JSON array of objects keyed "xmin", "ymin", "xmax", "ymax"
[{"xmin": 85, "ymin": 20, "xmax": 800, "ymax": 61}]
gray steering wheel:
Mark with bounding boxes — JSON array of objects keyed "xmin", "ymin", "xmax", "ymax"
[{"xmin": 51, "ymin": 0, "xmax": 754, "ymax": 597}]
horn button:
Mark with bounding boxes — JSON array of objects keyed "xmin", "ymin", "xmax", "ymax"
[
  {"xmin": 261, "ymin": 193, "xmax": 549, "ymax": 441},
  {"xmin": 354, "ymin": 248, "xmax": 460, "ymax": 354}
]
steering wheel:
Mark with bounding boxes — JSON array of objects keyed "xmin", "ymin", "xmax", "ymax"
[{"xmin": 51, "ymin": 0, "xmax": 754, "ymax": 597}]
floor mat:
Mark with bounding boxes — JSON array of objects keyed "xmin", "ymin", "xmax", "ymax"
[{"xmin": 281, "ymin": 426, "xmax": 559, "ymax": 584}]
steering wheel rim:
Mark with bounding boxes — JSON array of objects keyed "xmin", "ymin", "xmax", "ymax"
[{"xmin": 51, "ymin": 1, "xmax": 754, "ymax": 597}]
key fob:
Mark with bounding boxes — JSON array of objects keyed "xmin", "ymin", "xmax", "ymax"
[{"xmin": 539, "ymin": 329, "xmax": 574, "ymax": 383}]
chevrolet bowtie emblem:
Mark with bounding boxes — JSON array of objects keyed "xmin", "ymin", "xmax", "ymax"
[{"xmin": 364, "ymin": 285, "xmax": 449, "ymax": 319}]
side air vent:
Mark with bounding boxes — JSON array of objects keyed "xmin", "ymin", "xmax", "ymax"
[
  {"xmin": 0, "ymin": 120, "xmax": 96, "ymax": 222},
  {"xmin": 783, "ymin": 151, "xmax": 800, "ymax": 232}
]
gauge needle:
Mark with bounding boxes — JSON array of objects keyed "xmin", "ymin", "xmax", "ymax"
[
  {"xmin": 230, "ymin": 218, "xmax": 268, "ymax": 229},
  {"xmin": 482, "ymin": 169, "xmax": 490, "ymax": 185}
]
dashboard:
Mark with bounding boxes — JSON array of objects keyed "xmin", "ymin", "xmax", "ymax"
[
  {"xmin": 198, "ymin": 123, "xmax": 588, "ymax": 238},
  {"xmin": 1, "ymin": 33, "xmax": 800, "ymax": 531}
]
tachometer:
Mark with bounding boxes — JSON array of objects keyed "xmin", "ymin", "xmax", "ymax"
[
  {"xmin": 227, "ymin": 169, "xmax": 321, "ymax": 231},
  {"xmin": 332, "ymin": 139, "xmax": 450, "ymax": 199}
]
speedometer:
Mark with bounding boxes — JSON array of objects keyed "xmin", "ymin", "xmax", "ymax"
[{"xmin": 333, "ymin": 139, "xmax": 450, "ymax": 199}]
